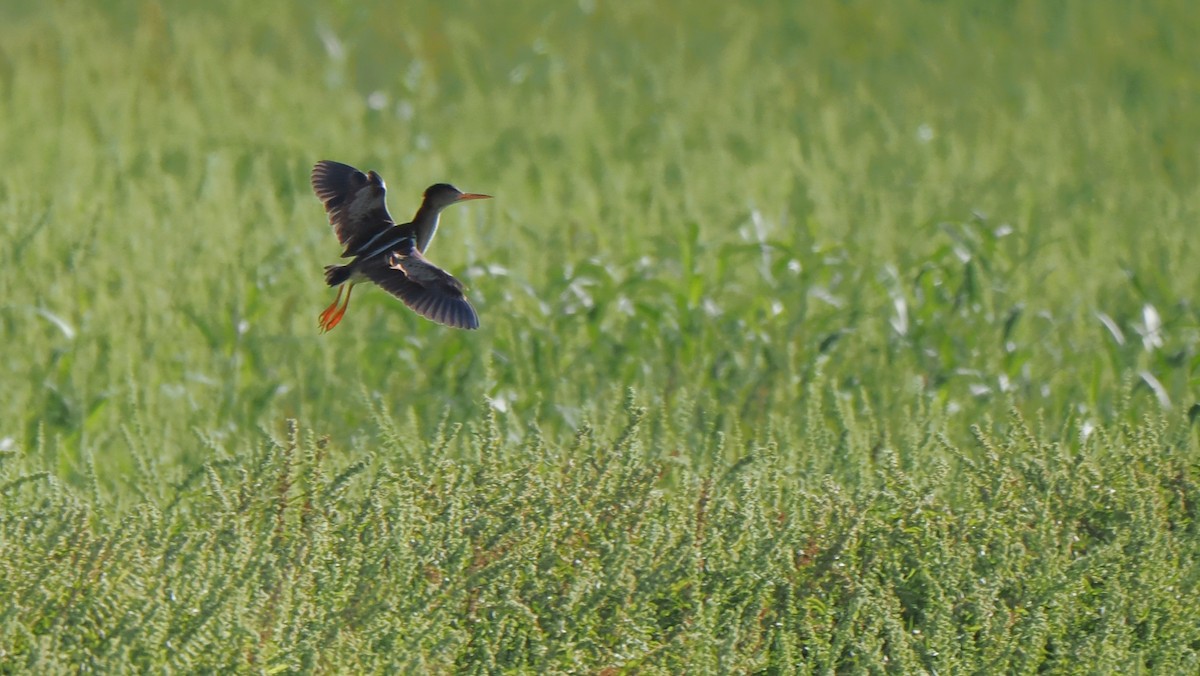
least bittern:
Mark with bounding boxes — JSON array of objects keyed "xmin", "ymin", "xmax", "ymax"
[{"xmin": 310, "ymin": 160, "xmax": 490, "ymax": 331}]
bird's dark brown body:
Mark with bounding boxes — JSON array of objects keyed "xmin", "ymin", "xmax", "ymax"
[{"xmin": 311, "ymin": 160, "xmax": 490, "ymax": 331}]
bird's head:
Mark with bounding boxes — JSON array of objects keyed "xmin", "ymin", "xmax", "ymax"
[{"xmin": 422, "ymin": 183, "xmax": 492, "ymax": 211}]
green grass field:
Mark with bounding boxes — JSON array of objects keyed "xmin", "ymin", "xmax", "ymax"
[{"xmin": 2, "ymin": 0, "xmax": 1200, "ymax": 671}]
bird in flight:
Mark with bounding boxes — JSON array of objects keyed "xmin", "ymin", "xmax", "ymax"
[{"xmin": 310, "ymin": 160, "xmax": 491, "ymax": 331}]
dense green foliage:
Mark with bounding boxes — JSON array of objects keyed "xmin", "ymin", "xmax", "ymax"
[
  {"xmin": 5, "ymin": 406, "xmax": 1200, "ymax": 672},
  {"xmin": 2, "ymin": 0, "xmax": 1199, "ymax": 671}
]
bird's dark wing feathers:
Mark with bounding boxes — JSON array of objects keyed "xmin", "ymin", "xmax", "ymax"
[
  {"xmin": 357, "ymin": 240, "xmax": 479, "ymax": 330},
  {"xmin": 311, "ymin": 160, "xmax": 396, "ymax": 258}
]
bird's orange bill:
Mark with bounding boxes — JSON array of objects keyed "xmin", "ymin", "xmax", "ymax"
[
  {"xmin": 318, "ymin": 283, "xmax": 355, "ymax": 333},
  {"xmin": 456, "ymin": 193, "xmax": 492, "ymax": 201}
]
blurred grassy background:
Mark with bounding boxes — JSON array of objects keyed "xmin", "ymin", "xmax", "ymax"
[
  {"xmin": 2, "ymin": 0, "xmax": 1200, "ymax": 670},
  {"xmin": 4, "ymin": 0, "xmax": 1199, "ymax": 484}
]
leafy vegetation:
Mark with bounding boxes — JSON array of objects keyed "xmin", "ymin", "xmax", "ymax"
[
  {"xmin": 1, "ymin": 0, "xmax": 1199, "ymax": 671},
  {"xmin": 4, "ymin": 403, "xmax": 1199, "ymax": 672}
]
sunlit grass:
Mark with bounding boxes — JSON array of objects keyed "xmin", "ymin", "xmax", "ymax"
[
  {"xmin": 4, "ymin": 1, "xmax": 1199, "ymax": 464},
  {"xmin": 4, "ymin": 404, "xmax": 1199, "ymax": 671},
  {"xmin": 1, "ymin": 0, "xmax": 1199, "ymax": 670}
]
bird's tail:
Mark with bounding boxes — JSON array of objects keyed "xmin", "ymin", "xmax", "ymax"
[{"xmin": 324, "ymin": 264, "xmax": 352, "ymax": 287}]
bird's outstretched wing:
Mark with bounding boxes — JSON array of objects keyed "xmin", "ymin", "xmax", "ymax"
[
  {"xmin": 357, "ymin": 240, "xmax": 480, "ymax": 330},
  {"xmin": 311, "ymin": 160, "xmax": 396, "ymax": 257}
]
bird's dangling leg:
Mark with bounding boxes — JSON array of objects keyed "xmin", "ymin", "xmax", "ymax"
[
  {"xmin": 319, "ymin": 284, "xmax": 348, "ymax": 332},
  {"xmin": 320, "ymin": 283, "xmax": 355, "ymax": 333}
]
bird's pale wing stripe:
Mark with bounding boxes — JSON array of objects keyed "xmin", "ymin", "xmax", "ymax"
[
  {"xmin": 358, "ymin": 233, "xmax": 414, "ymax": 261},
  {"xmin": 350, "ymin": 228, "xmax": 401, "ymax": 258}
]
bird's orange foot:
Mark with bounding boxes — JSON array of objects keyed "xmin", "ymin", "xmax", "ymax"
[
  {"xmin": 318, "ymin": 286, "xmax": 344, "ymax": 332},
  {"xmin": 318, "ymin": 305, "xmax": 337, "ymax": 331},
  {"xmin": 321, "ymin": 305, "xmax": 348, "ymax": 332},
  {"xmin": 317, "ymin": 284, "xmax": 353, "ymax": 333},
  {"xmin": 318, "ymin": 307, "xmax": 341, "ymax": 333}
]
